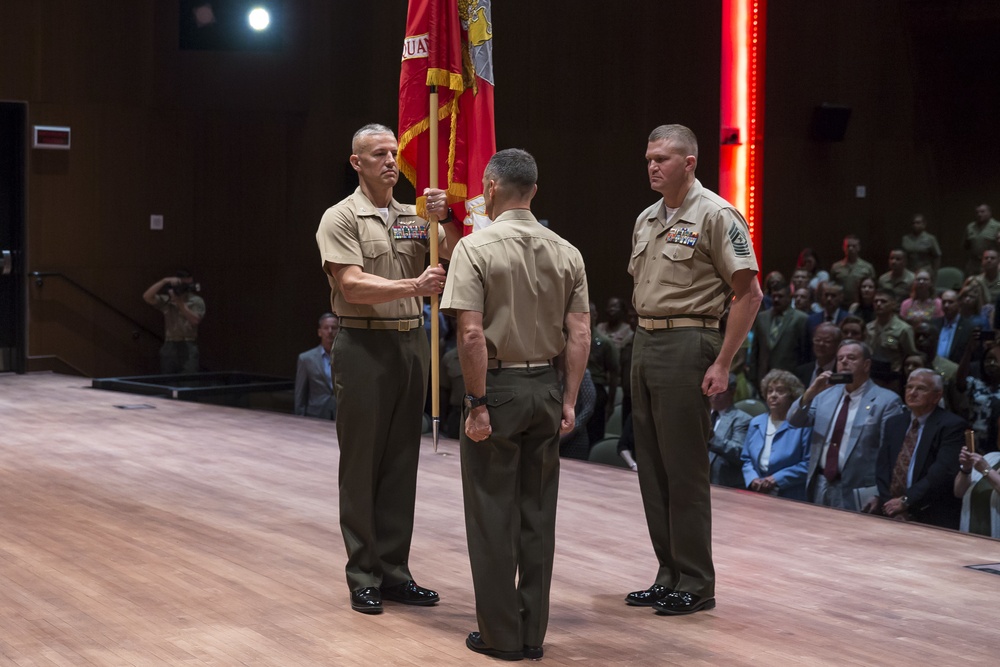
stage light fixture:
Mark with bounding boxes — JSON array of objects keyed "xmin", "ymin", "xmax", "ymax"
[{"xmin": 248, "ymin": 7, "xmax": 270, "ymax": 31}]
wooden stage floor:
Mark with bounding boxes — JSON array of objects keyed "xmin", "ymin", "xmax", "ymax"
[{"xmin": 2, "ymin": 372, "xmax": 1000, "ymax": 666}]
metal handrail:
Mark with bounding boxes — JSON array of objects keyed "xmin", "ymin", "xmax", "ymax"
[{"xmin": 29, "ymin": 271, "xmax": 164, "ymax": 342}]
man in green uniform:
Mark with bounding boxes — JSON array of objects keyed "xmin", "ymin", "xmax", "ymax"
[
  {"xmin": 442, "ymin": 149, "xmax": 590, "ymax": 660},
  {"xmin": 830, "ymin": 234, "xmax": 876, "ymax": 303},
  {"xmin": 865, "ymin": 288, "xmax": 917, "ymax": 387},
  {"xmin": 142, "ymin": 270, "xmax": 205, "ymax": 374},
  {"xmin": 625, "ymin": 125, "xmax": 761, "ymax": 616},
  {"xmin": 963, "ymin": 203, "xmax": 1000, "ymax": 276},
  {"xmin": 315, "ymin": 123, "xmax": 461, "ymax": 614}
]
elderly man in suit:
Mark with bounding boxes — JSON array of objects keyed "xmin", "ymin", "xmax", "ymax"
[
  {"xmin": 749, "ymin": 282, "xmax": 809, "ymax": 385},
  {"xmin": 787, "ymin": 340, "xmax": 903, "ymax": 510},
  {"xmin": 294, "ymin": 313, "xmax": 339, "ymax": 420},
  {"xmin": 866, "ymin": 368, "xmax": 966, "ymax": 529},
  {"xmin": 707, "ymin": 373, "xmax": 753, "ymax": 488}
]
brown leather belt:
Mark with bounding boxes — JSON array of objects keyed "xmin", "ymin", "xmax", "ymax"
[
  {"xmin": 339, "ymin": 316, "xmax": 423, "ymax": 332},
  {"xmin": 638, "ymin": 316, "xmax": 719, "ymax": 331},
  {"xmin": 487, "ymin": 359, "xmax": 552, "ymax": 369}
]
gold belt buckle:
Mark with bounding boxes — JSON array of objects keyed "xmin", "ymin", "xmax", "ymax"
[{"xmin": 397, "ymin": 318, "xmax": 414, "ymax": 332}]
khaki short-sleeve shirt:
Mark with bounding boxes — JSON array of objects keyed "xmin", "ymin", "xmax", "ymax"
[
  {"xmin": 441, "ymin": 209, "xmax": 589, "ymax": 362},
  {"xmin": 628, "ymin": 179, "xmax": 758, "ymax": 318},
  {"xmin": 316, "ymin": 187, "xmax": 439, "ymax": 319}
]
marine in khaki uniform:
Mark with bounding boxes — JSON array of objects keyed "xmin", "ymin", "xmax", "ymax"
[
  {"xmin": 625, "ymin": 125, "xmax": 761, "ymax": 616},
  {"xmin": 830, "ymin": 234, "xmax": 876, "ymax": 303},
  {"xmin": 142, "ymin": 270, "xmax": 205, "ymax": 374},
  {"xmin": 441, "ymin": 149, "xmax": 590, "ymax": 661},
  {"xmin": 315, "ymin": 123, "xmax": 461, "ymax": 614},
  {"xmin": 865, "ymin": 288, "xmax": 917, "ymax": 380},
  {"xmin": 963, "ymin": 204, "xmax": 1000, "ymax": 277}
]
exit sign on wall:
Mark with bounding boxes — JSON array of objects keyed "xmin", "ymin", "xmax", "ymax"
[{"xmin": 32, "ymin": 125, "xmax": 71, "ymax": 150}]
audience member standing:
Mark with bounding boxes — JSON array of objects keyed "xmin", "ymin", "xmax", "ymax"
[
  {"xmin": 749, "ymin": 283, "xmax": 809, "ymax": 385},
  {"xmin": 807, "ymin": 283, "xmax": 849, "ymax": 339},
  {"xmin": 586, "ymin": 302, "xmax": 620, "ymax": 445},
  {"xmin": 795, "ymin": 322, "xmax": 842, "ymax": 387},
  {"xmin": 294, "ymin": 313, "xmax": 339, "ymax": 419},
  {"xmin": 878, "ymin": 249, "xmax": 914, "ymax": 303},
  {"xmin": 899, "ymin": 270, "xmax": 943, "ymax": 323},
  {"xmin": 788, "ymin": 340, "xmax": 903, "ymax": 510},
  {"xmin": 596, "ymin": 297, "xmax": 635, "ymax": 352},
  {"xmin": 973, "ymin": 248, "xmax": 1000, "ymax": 306},
  {"xmin": 901, "ymin": 214, "xmax": 942, "ymax": 275},
  {"xmin": 848, "ymin": 276, "xmax": 877, "ymax": 324},
  {"xmin": 963, "ymin": 203, "xmax": 1000, "ymax": 277},
  {"xmin": 830, "ymin": 234, "xmax": 876, "ymax": 304},
  {"xmin": 934, "ymin": 290, "xmax": 974, "ymax": 363},
  {"xmin": 143, "ymin": 270, "xmax": 205, "ymax": 374},
  {"xmin": 796, "ymin": 247, "xmax": 829, "ymax": 292},
  {"xmin": 866, "ymin": 289, "xmax": 917, "ymax": 382}
]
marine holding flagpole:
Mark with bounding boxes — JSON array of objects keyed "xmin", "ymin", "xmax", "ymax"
[{"xmin": 315, "ymin": 123, "xmax": 460, "ymax": 615}]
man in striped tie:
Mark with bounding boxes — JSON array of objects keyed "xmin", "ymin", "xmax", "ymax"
[{"xmin": 868, "ymin": 368, "xmax": 966, "ymax": 528}]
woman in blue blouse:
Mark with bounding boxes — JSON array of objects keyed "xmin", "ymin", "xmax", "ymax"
[{"xmin": 741, "ymin": 369, "xmax": 812, "ymax": 500}]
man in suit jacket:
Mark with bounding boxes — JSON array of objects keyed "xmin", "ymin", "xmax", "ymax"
[
  {"xmin": 708, "ymin": 374, "xmax": 753, "ymax": 489},
  {"xmin": 867, "ymin": 369, "xmax": 965, "ymax": 529},
  {"xmin": 795, "ymin": 322, "xmax": 842, "ymax": 387},
  {"xmin": 294, "ymin": 313, "xmax": 339, "ymax": 419},
  {"xmin": 787, "ymin": 340, "xmax": 903, "ymax": 510},
  {"xmin": 933, "ymin": 289, "xmax": 976, "ymax": 364},
  {"xmin": 750, "ymin": 283, "xmax": 809, "ymax": 385},
  {"xmin": 806, "ymin": 283, "xmax": 850, "ymax": 341}
]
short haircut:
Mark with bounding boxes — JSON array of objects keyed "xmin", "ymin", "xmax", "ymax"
[
  {"xmin": 484, "ymin": 148, "xmax": 538, "ymax": 197},
  {"xmin": 352, "ymin": 123, "xmax": 394, "ymax": 153},
  {"xmin": 875, "ymin": 287, "xmax": 897, "ymax": 302},
  {"xmin": 175, "ymin": 269, "xmax": 192, "ymax": 279},
  {"xmin": 648, "ymin": 124, "xmax": 699, "ymax": 160},
  {"xmin": 844, "ymin": 234, "xmax": 860, "ymax": 243},
  {"xmin": 907, "ymin": 367, "xmax": 943, "ymax": 392},
  {"xmin": 319, "ymin": 312, "xmax": 338, "ymax": 326},
  {"xmin": 824, "ymin": 283, "xmax": 844, "ymax": 297},
  {"xmin": 839, "ymin": 339, "xmax": 872, "ymax": 360},
  {"xmin": 814, "ymin": 322, "xmax": 843, "ymax": 341},
  {"xmin": 890, "ymin": 248, "xmax": 906, "ymax": 257},
  {"xmin": 759, "ymin": 369, "xmax": 805, "ymax": 401}
]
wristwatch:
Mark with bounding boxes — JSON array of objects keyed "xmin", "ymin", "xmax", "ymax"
[
  {"xmin": 899, "ymin": 495, "xmax": 909, "ymax": 508},
  {"xmin": 463, "ymin": 394, "xmax": 488, "ymax": 409}
]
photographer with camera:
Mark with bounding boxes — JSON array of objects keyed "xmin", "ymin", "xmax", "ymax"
[
  {"xmin": 786, "ymin": 340, "xmax": 903, "ymax": 511},
  {"xmin": 143, "ymin": 269, "xmax": 205, "ymax": 374}
]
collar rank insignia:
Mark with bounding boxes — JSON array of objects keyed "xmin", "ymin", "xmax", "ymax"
[
  {"xmin": 391, "ymin": 220, "xmax": 429, "ymax": 240},
  {"xmin": 665, "ymin": 227, "xmax": 699, "ymax": 247}
]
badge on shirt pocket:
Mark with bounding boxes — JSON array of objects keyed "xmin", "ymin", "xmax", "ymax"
[{"xmin": 391, "ymin": 220, "xmax": 429, "ymax": 240}]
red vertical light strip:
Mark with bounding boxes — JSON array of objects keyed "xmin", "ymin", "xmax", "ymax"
[
  {"xmin": 748, "ymin": 0, "xmax": 766, "ymax": 265},
  {"xmin": 720, "ymin": 0, "xmax": 766, "ymax": 264}
]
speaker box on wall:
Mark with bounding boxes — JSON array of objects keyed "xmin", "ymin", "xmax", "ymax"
[{"xmin": 811, "ymin": 104, "xmax": 852, "ymax": 142}]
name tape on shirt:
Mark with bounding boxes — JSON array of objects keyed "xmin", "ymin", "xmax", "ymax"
[
  {"xmin": 666, "ymin": 227, "xmax": 699, "ymax": 247},
  {"xmin": 391, "ymin": 220, "xmax": 429, "ymax": 240}
]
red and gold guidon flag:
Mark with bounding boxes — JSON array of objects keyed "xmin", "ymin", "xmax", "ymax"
[{"xmin": 399, "ymin": 0, "xmax": 496, "ymax": 233}]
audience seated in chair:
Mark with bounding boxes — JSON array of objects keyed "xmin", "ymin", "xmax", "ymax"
[{"xmin": 741, "ymin": 369, "xmax": 812, "ymax": 500}]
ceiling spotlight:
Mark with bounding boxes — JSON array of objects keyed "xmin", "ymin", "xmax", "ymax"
[{"xmin": 248, "ymin": 7, "xmax": 270, "ymax": 31}]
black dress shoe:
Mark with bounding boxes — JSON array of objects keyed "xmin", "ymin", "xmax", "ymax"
[
  {"xmin": 625, "ymin": 583, "xmax": 672, "ymax": 607},
  {"xmin": 380, "ymin": 580, "xmax": 440, "ymax": 606},
  {"xmin": 350, "ymin": 587, "xmax": 383, "ymax": 614},
  {"xmin": 466, "ymin": 632, "xmax": 523, "ymax": 661},
  {"xmin": 523, "ymin": 645, "xmax": 543, "ymax": 660},
  {"xmin": 653, "ymin": 591, "xmax": 715, "ymax": 616}
]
